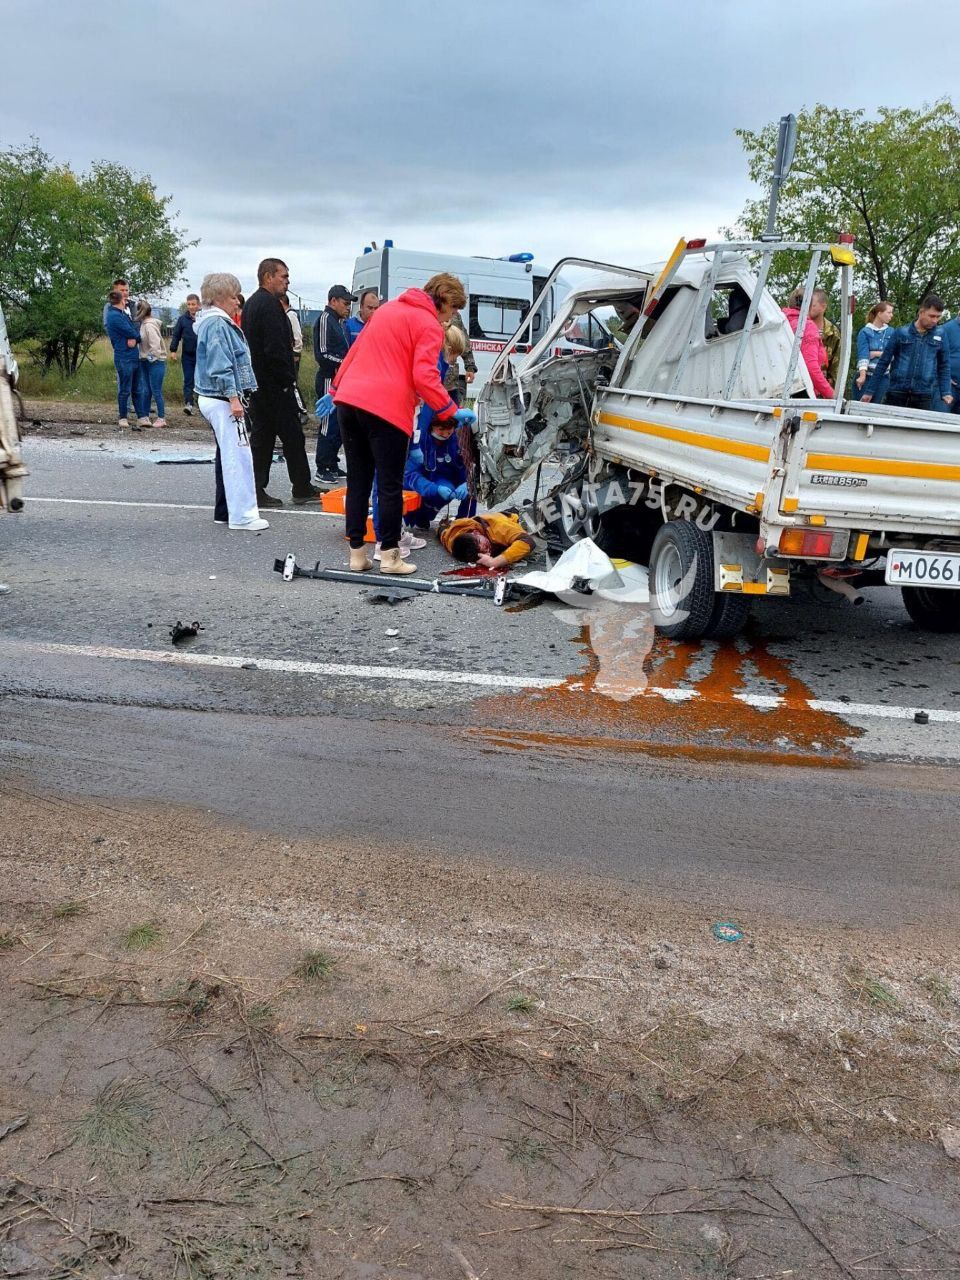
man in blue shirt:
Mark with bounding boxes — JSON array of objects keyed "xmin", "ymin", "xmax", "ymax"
[
  {"xmin": 169, "ymin": 293, "xmax": 200, "ymax": 415},
  {"xmin": 940, "ymin": 313, "xmax": 960, "ymax": 414},
  {"xmin": 863, "ymin": 295, "xmax": 952, "ymax": 412},
  {"xmin": 345, "ymin": 288, "xmax": 380, "ymax": 346},
  {"xmin": 104, "ymin": 290, "xmax": 147, "ymax": 428}
]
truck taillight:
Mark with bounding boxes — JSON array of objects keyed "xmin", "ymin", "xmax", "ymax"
[{"xmin": 779, "ymin": 529, "xmax": 835, "ymax": 557}]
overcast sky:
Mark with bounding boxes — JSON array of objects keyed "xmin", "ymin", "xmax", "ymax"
[{"xmin": 4, "ymin": 0, "xmax": 960, "ymax": 307}]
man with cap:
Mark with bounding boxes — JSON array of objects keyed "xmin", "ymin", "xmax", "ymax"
[{"xmin": 313, "ymin": 284, "xmax": 355, "ymax": 485}]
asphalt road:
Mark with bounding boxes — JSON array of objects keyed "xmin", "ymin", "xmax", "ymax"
[{"xmin": 2, "ymin": 433, "xmax": 960, "ymax": 928}]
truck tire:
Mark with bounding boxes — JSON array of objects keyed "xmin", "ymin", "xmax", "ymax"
[
  {"xmin": 901, "ymin": 585, "xmax": 960, "ymax": 632},
  {"xmin": 649, "ymin": 520, "xmax": 716, "ymax": 639},
  {"xmin": 704, "ymin": 590, "xmax": 751, "ymax": 639}
]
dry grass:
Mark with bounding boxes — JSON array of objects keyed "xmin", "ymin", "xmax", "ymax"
[
  {"xmin": 122, "ymin": 921, "xmax": 161, "ymax": 951},
  {"xmin": 295, "ymin": 949, "xmax": 336, "ymax": 981}
]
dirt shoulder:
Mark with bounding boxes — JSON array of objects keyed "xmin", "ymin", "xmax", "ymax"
[
  {"xmin": 2, "ymin": 785, "xmax": 958, "ymax": 1278},
  {"xmin": 21, "ymin": 398, "xmax": 217, "ymax": 442}
]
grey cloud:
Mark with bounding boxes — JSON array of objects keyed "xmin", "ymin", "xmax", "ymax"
[{"xmin": 3, "ymin": 0, "xmax": 959, "ymax": 302}]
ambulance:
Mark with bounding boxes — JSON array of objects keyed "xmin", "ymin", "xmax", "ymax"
[{"xmin": 349, "ymin": 244, "xmax": 568, "ymax": 395}]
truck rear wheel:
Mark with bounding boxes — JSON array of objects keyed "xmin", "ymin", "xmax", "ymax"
[
  {"xmin": 704, "ymin": 590, "xmax": 751, "ymax": 639},
  {"xmin": 901, "ymin": 585, "xmax": 960, "ymax": 632},
  {"xmin": 648, "ymin": 520, "xmax": 716, "ymax": 639}
]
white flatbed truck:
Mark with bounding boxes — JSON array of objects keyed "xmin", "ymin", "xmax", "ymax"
[{"xmin": 477, "ymin": 237, "xmax": 960, "ymax": 637}]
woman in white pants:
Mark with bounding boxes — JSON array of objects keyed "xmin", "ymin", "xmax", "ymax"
[{"xmin": 194, "ymin": 273, "xmax": 267, "ymax": 531}]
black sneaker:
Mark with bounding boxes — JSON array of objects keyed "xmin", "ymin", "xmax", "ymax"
[
  {"xmin": 315, "ymin": 469, "xmax": 343, "ymax": 488},
  {"xmin": 291, "ymin": 486, "xmax": 324, "ymax": 505},
  {"xmin": 257, "ymin": 490, "xmax": 284, "ymax": 508},
  {"xmin": 183, "ymin": 404, "xmax": 193, "ymax": 416}
]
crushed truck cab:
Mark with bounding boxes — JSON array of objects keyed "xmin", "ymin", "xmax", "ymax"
[{"xmin": 476, "ymin": 240, "xmax": 960, "ymax": 637}]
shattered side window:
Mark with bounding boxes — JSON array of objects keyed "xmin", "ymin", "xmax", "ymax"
[{"xmin": 705, "ymin": 283, "xmax": 759, "ymax": 340}]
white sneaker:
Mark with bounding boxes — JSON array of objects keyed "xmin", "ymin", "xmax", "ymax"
[
  {"xmin": 137, "ymin": 417, "xmax": 152, "ymax": 428},
  {"xmin": 229, "ymin": 517, "xmax": 270, "ymax": 531},
  {"xmin": 373, "ymin": 541, "xmax": 410, "ymax": 561},
  {"xmin": 399, "ymin": 529, "xmax": 426, "ymax": 550},
  {"xmin": 118, "ymin": 417, "xmax": 129, "ymax": 428}
]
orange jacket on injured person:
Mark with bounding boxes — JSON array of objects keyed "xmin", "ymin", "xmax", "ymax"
[{"xmin": 439, "ymin": 511, "xmax": 536, "ymax": 571}]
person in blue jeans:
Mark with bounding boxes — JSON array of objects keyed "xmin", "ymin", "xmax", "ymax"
[
  {"xmin": 136, "ymin": 301, "xmax": 168, "ymax": 425},
  {"xmin": 104, "ymin": 290, "xmax": 146, "ymax": 427},
  {"xmin": 853, "ymin": 301, "xmax": 893, "ymax": 402},
  {"xmin": 169, "ymin": 293, "xmax": 199, "ymax": 414}
]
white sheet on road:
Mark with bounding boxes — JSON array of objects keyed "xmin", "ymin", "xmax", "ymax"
[{"xmin": 516, "ymin": 537, "xmax": 649, "ymax": 604}]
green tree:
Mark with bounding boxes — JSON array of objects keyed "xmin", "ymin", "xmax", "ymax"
[
  {"xmin": 0, "ymin": 140, "xmax": 195, "ymax": 375},
  {"xmin": 731, "ymin": 101, "xmax": 960, "ymax": 322}
]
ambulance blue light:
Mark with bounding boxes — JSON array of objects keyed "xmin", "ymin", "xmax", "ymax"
[
  {"xmin": 363, "ymin": 246, "xmax": 373, "ymax": 254},
  {"xmin": 508, "ymin": 252, "xmax": 534, "ymax": 262},
  {"xmin": 384, "ymin": 238, "xmax": 394, "ymax": 248}
]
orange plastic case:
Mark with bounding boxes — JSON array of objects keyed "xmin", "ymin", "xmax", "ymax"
[{"xmin": 320, "ymin": 487, "xmax": 422, "ymax": 542}]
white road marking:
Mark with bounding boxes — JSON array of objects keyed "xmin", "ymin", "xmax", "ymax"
[
  {"xmin": 20, "ymin": 641, "xmax": 562, "ymax": 690},
  {"xmin": 27, "ymin": 496, "xmax": 336, "ymax": 518},
  {"xmin": 6, "ymin": 639, "xmax": 960, "ymax": 723}
]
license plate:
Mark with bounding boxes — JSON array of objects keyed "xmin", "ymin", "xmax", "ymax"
[{"xmin": 885, "ymin": 547, "xmax": 960, "ymax": 587}]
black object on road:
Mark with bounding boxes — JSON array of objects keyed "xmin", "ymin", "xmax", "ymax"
[
  {"xmin": 170, "ymin": 620, "xmax": 203, "ymax": 645},
  {"xmin": 364, "ymin": 587, "xmax": 417, "ymax": 606}
]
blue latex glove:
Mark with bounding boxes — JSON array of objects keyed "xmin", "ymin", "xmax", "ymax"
[
  {"xmin": 453, "ymin": 408, "xmax": 477, "ymax": 427},
  {"xmin": 315, "ymin": 393, "xmax": 334, "ymax": 419},
  {"xmin": 453, "ymin": 483, "xmax": 470, "ymax": 501},
  {"xmin": 436, "ymin": 483, "xmax": 456, "ymax": 502}
]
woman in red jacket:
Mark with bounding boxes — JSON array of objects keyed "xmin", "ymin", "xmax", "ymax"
[{"xmin": 318, "ymin": 273, "xmax": 475, "ymax": 575}]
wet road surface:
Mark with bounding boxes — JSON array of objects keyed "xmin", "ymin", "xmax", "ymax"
[{"xmin": 2, "ymin": 434, "xmax": 960, "ymax": 927}]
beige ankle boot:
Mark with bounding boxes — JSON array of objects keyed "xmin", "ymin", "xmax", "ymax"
[
  {"xmin": 379, "ymin": 547, "xmax": 417, "ymax": 575},
  {"xmin": 349, "ymin": 546, "xmax": 374, "ymax": 572}
]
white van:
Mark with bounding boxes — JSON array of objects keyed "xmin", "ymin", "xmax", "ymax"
[{"xmin": 350, "ymin": 245, "xmax": 563, "ymax": 395}]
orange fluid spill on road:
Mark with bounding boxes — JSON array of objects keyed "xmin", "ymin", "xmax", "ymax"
[
  {"xmin": 481, "ymin": 617, "xmax": 861, "ymax": 765},
  {"xmin": 474, "ymin": 725, "xmax": 854, "ymax": 770}
]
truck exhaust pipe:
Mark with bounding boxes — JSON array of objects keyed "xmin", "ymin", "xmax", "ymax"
[{"xmin": 817, "ymin": 569, "xmax": 865, "ymax": 606}]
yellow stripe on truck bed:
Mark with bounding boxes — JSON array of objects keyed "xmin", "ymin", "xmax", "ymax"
[
  {"xmin": 597, "ymin": 412, "xmax": 771, "ymax": 463},
  {"xmin": 805, "ymin": 452, "xmax": 960, "ymax": 482}
]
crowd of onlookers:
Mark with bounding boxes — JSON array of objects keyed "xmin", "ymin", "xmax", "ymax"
[
  {"xmin": 103, "ymin": 259, "xmax": 533, "ymax": 573},
  {"xmin": 783, "ymin": 288, "xmax": 960, "ymax": 413}
]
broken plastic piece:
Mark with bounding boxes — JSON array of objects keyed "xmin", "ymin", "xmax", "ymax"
[
  {"xmin": 711, "ymin": 921, "xmax": 744, "ymax": 943},
  {"xmin": 170, "ymin": 620, "xmax": 203, "ymax": 645}
]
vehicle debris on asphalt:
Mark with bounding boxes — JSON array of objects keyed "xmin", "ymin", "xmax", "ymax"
[{"xmin": 170, "ymin": 620, "xmax": 203, "ymax": 645}]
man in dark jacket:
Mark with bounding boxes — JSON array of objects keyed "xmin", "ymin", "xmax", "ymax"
[
  {"xmin": 940, "ymin": 313, "xmax": 960, "ymax": 414},
  {"xmin": 169, "ymin": 293, "xmax": 199, "ymax": 415},
  {"xmin": 241, "ymin": 258, "xmax": 319, "ymax": 506},
  {"xmin": 313, "ymin": 284, "xmax": 354, "ymax": 485},
  {"xmin": 105, "ymin": 289, "xmax": 145, "ymax": 428},
  {"xmin": 863, "ymin": 295, "xmax": 953, "ymax": 412}
]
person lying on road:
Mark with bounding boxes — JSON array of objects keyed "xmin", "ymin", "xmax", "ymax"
[{"xmin": 439, "ymin": 510, "xmax": 536, "ymax": 570}]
